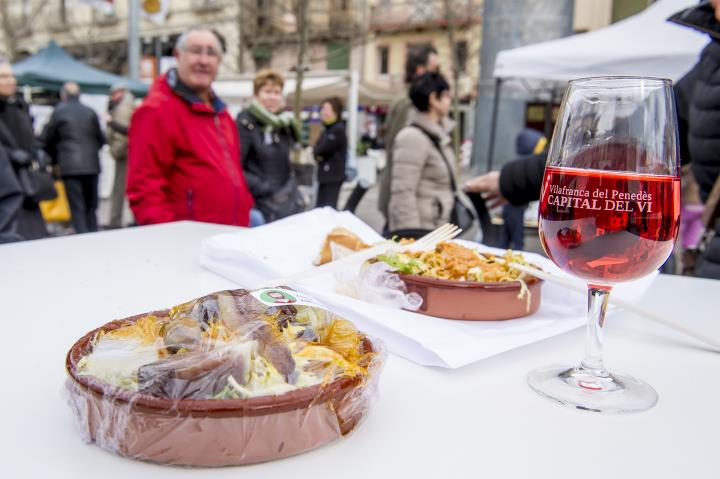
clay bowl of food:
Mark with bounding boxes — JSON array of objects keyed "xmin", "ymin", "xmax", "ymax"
[
  {"xmin": 65, "ymin": 288, "xmax": 382, "ymax": 466},
  {"xmin": 376, "ymin": 242, "xmax": 543, "ymax": 321}
]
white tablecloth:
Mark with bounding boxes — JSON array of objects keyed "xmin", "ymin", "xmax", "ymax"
[{"xmin": 1, "ymin": 221, "xmax": 718, "ymax": 478}]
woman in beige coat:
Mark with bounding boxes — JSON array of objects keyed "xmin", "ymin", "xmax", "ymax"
[{"xmin": 388, "ymin": 72, "xmax": 456, "ymax": 234}]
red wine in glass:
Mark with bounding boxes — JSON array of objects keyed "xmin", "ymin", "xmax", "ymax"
[{"xmin": 540, "ymin": 166, "xmax": 680, "ymax": 284}]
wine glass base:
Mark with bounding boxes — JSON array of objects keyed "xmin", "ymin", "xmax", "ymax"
[{"xmin": 527, "ymin": 364, "xmax": 658, "ymax": 413}]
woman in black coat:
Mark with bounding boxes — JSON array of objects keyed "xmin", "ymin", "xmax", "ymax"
[
  {"xmin": 237, "ymin": 69, "xmax": 303, "ymax": 224},
  {"xmin": 0, "ymin": 62, "xmax": 47, "ymax": 240},
  {"xmin": 313, "ymin": 96, "xmax": 347, "ymax": 209}
]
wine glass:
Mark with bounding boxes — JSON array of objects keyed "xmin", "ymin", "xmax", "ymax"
[{"xmin": 528, "ymin": 77, "xmax": 681, "ymax": 413}]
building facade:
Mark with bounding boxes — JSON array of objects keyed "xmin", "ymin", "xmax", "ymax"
[
  {"xmin": 0, "ymin": 0, "xmax": 654, "ymax": 125},
  {"xmin": 0, "ymin": 0, "xmax": 369, "ymax": 80},
  {"xmin": 363, "ymin": 0, "xmax": 483, "ymax": 100},
  {"xmin": 1, "ymin": 1, "xmax": 484, "ymax": 94},
  {"xmin": 1, "ymin": 1, "xmax": 237, "ymax": 76}
]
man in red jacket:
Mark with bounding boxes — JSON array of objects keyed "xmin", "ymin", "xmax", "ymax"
[{"xmin": 127, "ymin": 28, "xmax": 253, "ymax": 226}]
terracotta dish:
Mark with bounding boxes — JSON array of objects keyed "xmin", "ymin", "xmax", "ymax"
[
  {"xmin": 65, "ymin": 291, "xmax": 382, "ymax": 467},
  {"xmin": 400, "ymin": 274, "xmax": 543, "ymax": 321}
]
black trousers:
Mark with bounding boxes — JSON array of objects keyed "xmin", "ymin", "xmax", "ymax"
[
  {"xmin": 316, "ymin": 182, "xmax": 343, "ymax": 209},
  {"xmin": 16, "ymin": 204, "xmax": 47, "ymax": 240},
  {"xmin": 63, "ymin": 175, "xmax": 98, "ymax": 233},
  {"xmin": 696, "ymin": 226, "xmax": 720, "ymax": 279},
  {"xmin": 500, "ymin": 204, "xmax": 525, "ymax": 250}
]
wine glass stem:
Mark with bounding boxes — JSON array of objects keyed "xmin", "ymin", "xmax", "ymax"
[{"xmin": 580, "ymin": 286, "xmax": 611, "ymax": 377}]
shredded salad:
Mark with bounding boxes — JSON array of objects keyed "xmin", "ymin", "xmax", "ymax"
[
  {"xmin": 375, "ymin": 242, "xmax": 540, "ymax": 307},
  {"xmin": 76, "ymin": 290, "xmax": 376, "ymax": 401}
]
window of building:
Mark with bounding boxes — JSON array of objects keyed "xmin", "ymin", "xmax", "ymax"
[
  {"xmin": 59, "ymin": 0, "xmax": 67, "ymax": 24},
  {"xmin": 406, "ymin": 42, "xmax": 433, "ymax": 59},
  {"xmin": 21, "ymin": 0, "xmax": 30, "ymax": 22},
  {"xmin": 330, "ymin": 0, "xmax": 350, "ymax": 10},
  {"xmin": 257, "ymin": 0, "xmax": 272, "ymax": 30},
  {"xmin": 454, "ymin": 41, "xmax": 468, "ymax": 74},
  {"xmin": 378, "ymin": 46, "xmax": 389, "ymax": 76},
  {"xmin": 611, "ymin": 0, "xmax": 651, "ymax": 23},
  {"xmin": 327, "ymin": 42, "xmax": 350, "ymax": 70},
  {"xmin": 252, "ymin": 45, "xmax": 272, "ymax": 69}
]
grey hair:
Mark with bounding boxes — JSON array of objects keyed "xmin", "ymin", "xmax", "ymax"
[
  {"xmin": 61, "ymin": 81, "xmax": 80, "ymax": 99},
  {"xmin": 174, "ymin": 27, "xmax": 223, "ymax": 55}
]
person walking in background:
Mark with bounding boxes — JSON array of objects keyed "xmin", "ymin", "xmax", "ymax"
[
  {"xmin": 105, "ymin": 82, "xmax": 135, "ymax": 229},
  {"xmin": 378, "ymin": 45, "xmax": 440, "ymax": 223},
  {"xmin": 313, "ymin": 96, "xmax": 347, "ymax": 209},
  {"xmin": 502, "ymin": 129, "xmax": 547, "ymax": 250},
  {"xmin": 464, "ymin": 140, "xmax": 547, "ymax": 208},
  {"xmin": 237, "ymin": 69, "xmax": 303, "ymax": 223},
  {"xmin": 42, "ymin": 82, "xmax": 105, "ymax": 234},
  {"xmin": 388, "ymin": 72, "xmax": 456, "ymax": 235},
  {"xmin": 0, "ymin": 147, "xmax": 23, "ymax": 243},
  {"xmin": 0, "ymin": 60, "xmax": 48, "ymax": 240},
  {"xmin": 127, "ymin": 28, "xmax": 253, "ymax": 226}
]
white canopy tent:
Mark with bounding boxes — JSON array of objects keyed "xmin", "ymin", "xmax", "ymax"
[
  {"xmin": 494, "ymin": 0, "xmax": 708, "ymax": 85},
  {"xmin": 213, "ymin": 71, "xmax": 395, "ymax": 167},
  {"xmin": 213, "ymin": 72, "xmax": 396, "ymax": 106},
  {"xmin": 482, "ymin": 0, "xmax": 709, "ymax": 170}
]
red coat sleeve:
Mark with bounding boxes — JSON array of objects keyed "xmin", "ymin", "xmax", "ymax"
[{"xmin": 127, "ymin": 103, "xmax": 177, "ymax": 225}]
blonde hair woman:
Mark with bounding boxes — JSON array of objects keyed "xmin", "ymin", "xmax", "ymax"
[{"xmin": 237, "ymin": 69, "xmax": 304, "ymax": 223}]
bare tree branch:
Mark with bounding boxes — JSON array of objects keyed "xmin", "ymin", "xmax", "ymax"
[
  {"xmin": 444, "ymin": 0, "xmax": 462, "ymax": 161},
  {"xmin": 0, "ymin": 0, "xmax": 51, "ymax": 61},
  {"xmin": 0, "ymin": 0, "xmax": 18, "ymax": 61},
  {"xmin": 292, "ymin": 0, "xmax": 309, "ymax": 137}
]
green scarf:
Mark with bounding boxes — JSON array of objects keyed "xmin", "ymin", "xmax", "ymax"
[{"xmin": 247, "ymin": 100, "xmax": 300, "ymax": 141}]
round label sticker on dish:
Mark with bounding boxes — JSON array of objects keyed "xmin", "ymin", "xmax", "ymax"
[{"xmin": 251, "ymin": 287, "xmax": 329, "ymax": 310}]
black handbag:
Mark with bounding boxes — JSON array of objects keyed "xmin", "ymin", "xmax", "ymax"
[
  {"xmin": 411, "ymin": 124, "xmax": 476, "ymax": 231},
  {"xmin": 16, "ymin": 158, "xmax": 57, "ymax": 203},
  {"xmin": 3, "ymin": 149, "xmax": 57, "ymax": 203},
  {"xmin": 0, "ymin": 118, "xmax": 57, "ymax": 204},
  {"xmin": 256, "ymin": 175, "xmax": 306, "ymax": 222}
]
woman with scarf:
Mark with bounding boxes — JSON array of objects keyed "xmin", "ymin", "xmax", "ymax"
[
  {"xmin": 313, "ymin": 96, "xmax": 347, "ymax": 209},
  {"xmin": 237, "ymin": 69, "xmax": 303, "ymax": 224},
  {"xmin": 0, "ymin": 61, "xmax": 48, "ymax": 240}
]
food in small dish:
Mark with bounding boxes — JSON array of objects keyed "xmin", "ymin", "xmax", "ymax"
[
  {"xmin": 374, "ymin": 242, "xmax": 543, "ymax": 321},
  {"xmin": 65, "ymin": 288, "xmax": 383, "ymax": 466}
]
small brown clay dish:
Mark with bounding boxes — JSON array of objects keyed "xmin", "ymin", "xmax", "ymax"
[
  {"xmin": 66, "ymin": 312, "xmax": 378, "ymax": 466},
  {"xmin": 400, "ymin": 275, "xmax": 543, "ymax": 321}
]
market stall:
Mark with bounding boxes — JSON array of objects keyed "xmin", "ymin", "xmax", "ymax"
[
  {"xmin": 12, "ymin": 41, "xmax": 148, "ymax": 97},
  {"xmin": 484, "ymin": 0, "xmax": 708, "ymax": 169}
]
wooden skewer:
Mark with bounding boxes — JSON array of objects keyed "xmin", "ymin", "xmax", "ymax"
[{"xmin": 505, "ymin": 260, "xmax": 720, "ymax": 352}]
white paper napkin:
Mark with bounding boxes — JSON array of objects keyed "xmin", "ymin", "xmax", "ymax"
[{"xmin": 200, "ymin": 208, "xmax": 656, "ymax": 368}]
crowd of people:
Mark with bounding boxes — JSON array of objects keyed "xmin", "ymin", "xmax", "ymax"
[
  {"xmin": 0, "ymin": 29, "xmax": 524, "ymax": 248},
  {"xmin": 1, "ymin": 0, "xmax": 719, "ymax": 281},
  {"xmin": 0, "ymin": 28, "xmax": 348, "ymax": 240}
]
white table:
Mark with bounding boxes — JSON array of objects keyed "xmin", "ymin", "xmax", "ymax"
[{"xmin": 2, "ymin": 221, "xmax": 718, "ymax": 478}]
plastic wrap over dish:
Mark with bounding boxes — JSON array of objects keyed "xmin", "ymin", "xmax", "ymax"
[{"xmin": 65, "ymin": 287, "xmax": 385, "ymax": 466}]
